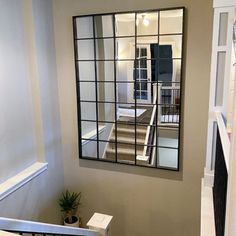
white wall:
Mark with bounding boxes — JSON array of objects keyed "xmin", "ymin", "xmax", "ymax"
[
  {"xmin": 0, "ymin": 0, "xmax": 37, "ymax": 184},
  {"xmin": 53, "ymin": 0, "xmax": 213, "ymax": 235},
  {"xmin": 0, "ymin": 0, "xmax": 65, "ymax": 224}
]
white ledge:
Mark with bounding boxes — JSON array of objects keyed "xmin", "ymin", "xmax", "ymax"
[{"xmin": 0, "ymin": 162, "xmax": 48, "ymax": 201}]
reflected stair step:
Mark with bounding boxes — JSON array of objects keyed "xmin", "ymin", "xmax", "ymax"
[
  {"xmin": 106, "ymin": 146, "xmax": 143, "ymax": 155},
  {"xmin": 110, "ymin": 136, "xmax": 145, "ymax": 145},
  {"xmin": 116, "ymin": 127, "xmax": 147, "ymax": 135},
  {"xmin": 117, "ymin": 123, "xmax": 147, "ymax": 130}
]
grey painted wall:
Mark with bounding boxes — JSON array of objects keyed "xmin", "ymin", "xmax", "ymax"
[
  {"xmin": 0, "ymin": 0, "xmax": 37, "ymax": 184},
  {"xmin": 0, "ymin": 0, "xmax": 65, "ymax": 224},
  {"xmin": 53, "ymin": 0, "xmax": 213, "ymax": 235}
]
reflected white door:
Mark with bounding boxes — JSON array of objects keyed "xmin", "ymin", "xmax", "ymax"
[{"xmin": 129, "ymin": 45, "xmax": 152, "ymax": 104}]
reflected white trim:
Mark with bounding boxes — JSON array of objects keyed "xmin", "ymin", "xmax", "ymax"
[{"xmin": 82, "ymin": 125, "xmax": 106, "ymax": 146}]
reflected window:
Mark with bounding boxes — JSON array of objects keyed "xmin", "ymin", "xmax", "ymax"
[{"xmin": 73, "ymin": 7, "xmax": 185, "ymax": 170}]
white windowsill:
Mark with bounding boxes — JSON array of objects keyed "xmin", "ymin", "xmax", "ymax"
[{"xmin": 0, "ymin": 162, "xmax": 48, "ymax": 201}]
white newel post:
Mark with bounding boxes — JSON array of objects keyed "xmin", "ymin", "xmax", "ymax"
[{"xmin": 87, "ymin": 213, "xmax": 113, "ymax": 236}]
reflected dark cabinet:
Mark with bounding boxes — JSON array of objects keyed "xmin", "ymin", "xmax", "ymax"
[{"xmin": 73, "ymin": 7, "xmax": 185, "ymax": 170}]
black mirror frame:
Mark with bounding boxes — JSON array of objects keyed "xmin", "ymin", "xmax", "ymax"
[{"xmin": 72, "ymin": 7, "xmax": 185, "ymax": 171}]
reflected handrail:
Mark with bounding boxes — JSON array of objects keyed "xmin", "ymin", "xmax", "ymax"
[{"xmin": 141, "ymin": 83, "xmax": 158, "ymax": 162}]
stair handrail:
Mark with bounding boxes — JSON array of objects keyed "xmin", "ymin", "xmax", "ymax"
[
  {"xmin": 142, "ymin": 82, "xmax": 160, "ymax": 158},
  {"xmin": 0, "ymin": 217, "xmax": 99, "ymax": 236}
]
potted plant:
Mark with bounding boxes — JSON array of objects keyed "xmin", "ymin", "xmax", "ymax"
[{"xmin": 59, "ymin": 190, "xmax": 81, "ymax": 227}]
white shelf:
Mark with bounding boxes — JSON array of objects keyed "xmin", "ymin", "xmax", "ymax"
[{"xmin": 0, "ymin": 162, "xmax": 48, "ymax": 201}]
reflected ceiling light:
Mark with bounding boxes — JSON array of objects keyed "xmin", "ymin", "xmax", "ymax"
[{"xmin": 142, "ymin": 15, "xmax": 149, "ymax": 26}]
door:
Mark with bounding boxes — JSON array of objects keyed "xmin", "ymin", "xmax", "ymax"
[{"xmin": 128, "ymin": 45, "xmax": 152, "ymax": 104}]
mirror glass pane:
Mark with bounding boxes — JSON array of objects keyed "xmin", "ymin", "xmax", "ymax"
[
  {"xmin": 101, "ymin": 141, "xmax": 114, "ymax": 161},
  {"xmin": 137, "ymin": 12, "xmax": 159, "ymax": 36},
  {"xmin": 99, "ymin": 141, "xmax": 116, "ymax": 160},
  {"xmin": 79, "ymin": 82, "xmax": 96, "ymax": 101},
  {"xmin": 82, "ymin": 140, "xmax": 97, "ymax": 159},
  {"xmin": 77, "ymin": 40, "xmax": 94, "ymax": 60},
  {"xmin": 159, "ymin": 35, "xmax": 182, "ymax": 58},
  {"xmin": 116, "ymin": 37, "xmax": 135, "ymax": 60},
  {"xmin": 97, "ymin": 61, "xmax": 114, "ymax": 82},
  {"xmin": 97, "ymin": 83, "xmax": 115, "ymax": 102},
  {"xmin": 160, "ymin": 9, "xmax": 183, "ymax": 34},
  {"xmin": 81, "ymin": 121, "xmax": 97, "ymax": 140},
  {"xmin": 98, "ymin": 103, "xmax": 115, "ymax": 122},
  {"xmin": 115, "ymin": 13, "xmax": 135, "ymax": 36},
  {"xmin": 158, "ymin": 127, "xmax": 179, "ymax": 148},
  {"xmin": 78, "ymin": 62, "xmax": 95, "ymax": 81},
  {"xmin": 95, "ymin": 15, "xmax": 114, "ymax": 38},
  {"xmin": 76, "ymin": 17, "xmax": 93, "ymax": 38},
  {"xmin": 96, "ymin": 38, "xmax": 114, "ymax": 60},
  {"xmin": 152, "ymin": 60, "xmax": 182, "ymax": 85},
  {"xmin": 98, "ymin": 122, "xmax": 115, "ymax": 142},
  {"xmin": 80, "ymin": 102, "xmax": 97, "ymax": 120},
  {"xmin": 157, "ymin": 147, "xmax": 178, "ymax": 169},
  {"xmin": 117, "ymin": 143, "xmax": 135, "ymax": 164},
  {"xmin": 74, "ymin": 8, "xmax": 184, "ymax": 170}
]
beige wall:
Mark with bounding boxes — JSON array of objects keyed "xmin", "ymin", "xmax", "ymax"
[
  {"xmin": 0, "ymin": 0, "xmax": 65, "ymax": 223},
  {"xmin": 52, "ymin": 0, "xmax": 213, "ymax": 235}
]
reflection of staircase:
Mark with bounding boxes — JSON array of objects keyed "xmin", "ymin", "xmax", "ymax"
[{"xmin": 105, "ymin": 123, "xmax": 147, "ymax": 163}]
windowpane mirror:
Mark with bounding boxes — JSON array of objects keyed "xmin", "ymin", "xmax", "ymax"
[{"xmin": 74, "ymin": 7, "xmax": 185, "ymax": 170}]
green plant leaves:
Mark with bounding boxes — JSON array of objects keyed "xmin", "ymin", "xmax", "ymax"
[{"xmin": 59, "ymin": 190, "xmax": 81, "ymax": 216}]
